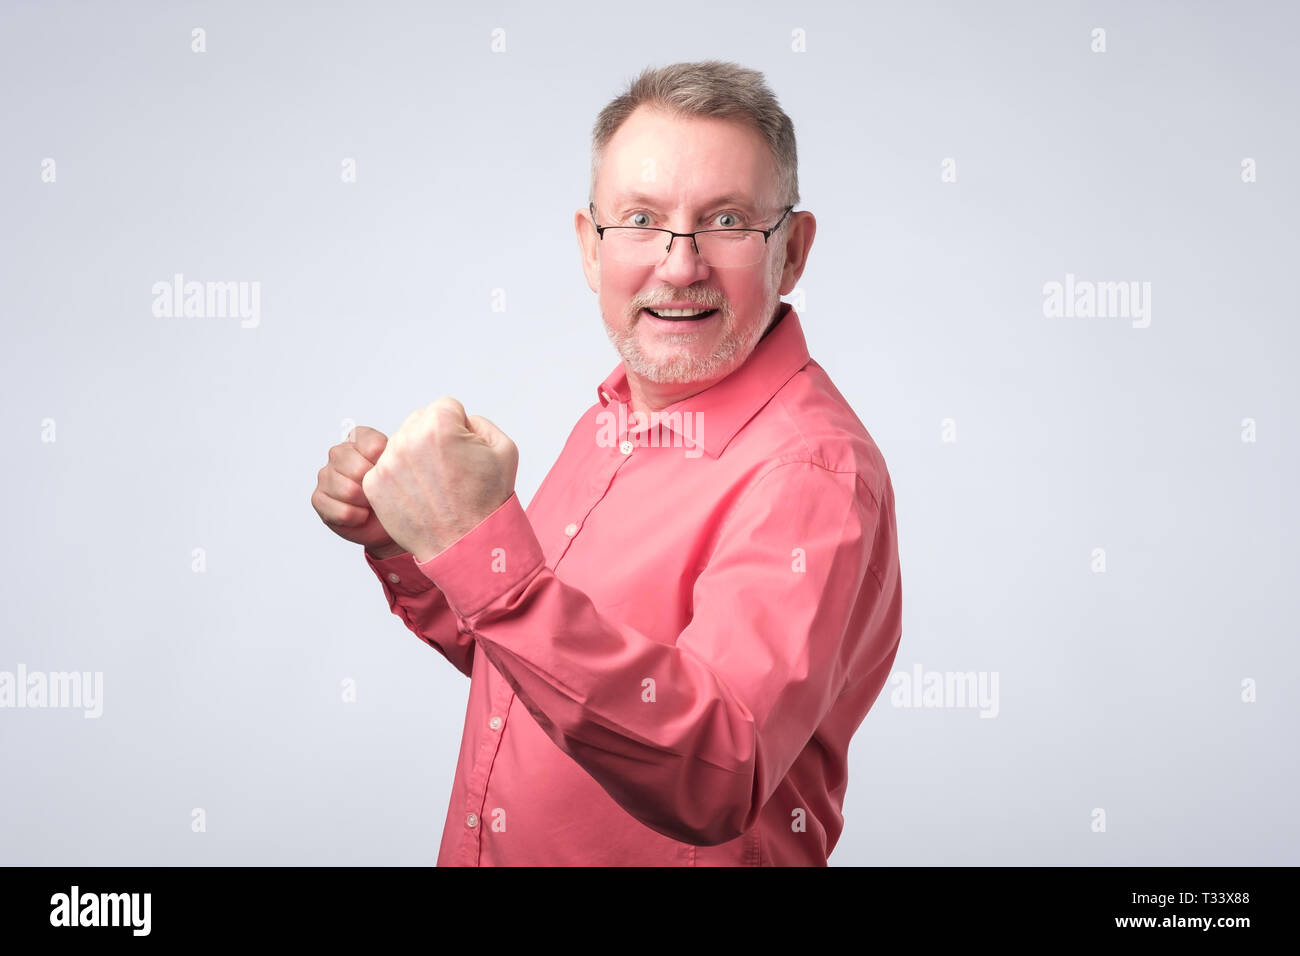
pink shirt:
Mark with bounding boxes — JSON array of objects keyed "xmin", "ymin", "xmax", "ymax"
[{"xmin": 364, "ymin": 303, "xmax": 903, "ymax": 865}]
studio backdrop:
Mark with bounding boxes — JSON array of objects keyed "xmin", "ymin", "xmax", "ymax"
[{"xmin": 1, "ymin": 0, "xmax": 1295, "ymax": 865}]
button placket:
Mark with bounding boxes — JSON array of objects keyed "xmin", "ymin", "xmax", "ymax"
[
  {"xmin": 551, "ymin": 437, "xmax": 634, "ymax": 569},
  {"xmin": 462, "ymin": 681, "xmax": 515, "ymax": 857}
]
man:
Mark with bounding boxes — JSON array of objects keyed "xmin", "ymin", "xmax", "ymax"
[{"xmin": 310, "ymin": 60, "xmax": 902, "ymax": 866}]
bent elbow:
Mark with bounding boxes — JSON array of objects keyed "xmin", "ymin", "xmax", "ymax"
[{"xmin": 660, "ymin": 784, "xmax": 759, "ymax": 848}]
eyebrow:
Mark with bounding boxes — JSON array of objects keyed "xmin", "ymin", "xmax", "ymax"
[{"xmin": 609, "ymin": 192, "xmax": 760, "ymax": 220}]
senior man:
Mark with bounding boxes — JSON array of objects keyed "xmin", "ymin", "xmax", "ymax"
[{"xmin": 311, "ymin": 60, "xmax": 902, "ymax": 866}]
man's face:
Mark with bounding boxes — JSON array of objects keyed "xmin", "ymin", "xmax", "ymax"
[{"xmin": 577, "ymin": 105, "xmax": 795, "ymax": 387}]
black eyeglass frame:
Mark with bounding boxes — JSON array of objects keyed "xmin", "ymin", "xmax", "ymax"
[{"xmin": 588, "ymin": 202, "xmax": 795, "ymax": 264}]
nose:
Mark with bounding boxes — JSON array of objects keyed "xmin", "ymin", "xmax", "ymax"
[{"xmin": 653, "ymin": 232, "xmax": 711, "ymax": 287}]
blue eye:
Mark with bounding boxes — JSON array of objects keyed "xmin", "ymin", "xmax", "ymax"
[{"xmin": 624, "ymin": 210, "xmax": 747, "ymax": 228}]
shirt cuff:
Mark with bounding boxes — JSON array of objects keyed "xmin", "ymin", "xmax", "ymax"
[
  {"xmin": 363, "ymin": 549, "xmax": 437, "ymax": 597},
  {"xmin": 415, "ymin": 491, "xmax": 546, "ymax": 619}
]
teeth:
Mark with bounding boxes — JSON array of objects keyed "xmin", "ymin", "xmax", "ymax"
[{"xmin": 651, "ymin": 308, "xmax": 711, "ymax": 317}]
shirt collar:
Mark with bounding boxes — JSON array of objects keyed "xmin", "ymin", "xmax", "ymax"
[{"xmin": 595, "ymin": 301, "xmax": 811, "ymax": 459}]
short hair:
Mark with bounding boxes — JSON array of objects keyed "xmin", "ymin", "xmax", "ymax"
[{"xmin": 588, "ymin": 60, "xmax": 799, "ymax": 217}]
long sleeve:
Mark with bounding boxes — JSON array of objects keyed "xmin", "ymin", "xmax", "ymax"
[
  {"xmin": 417, "ymin": 460, "xmax": 896, "ymax": 847},
  {"xmin": 365, "ymin": 549, "xmax": 475, "ymax": 678}
]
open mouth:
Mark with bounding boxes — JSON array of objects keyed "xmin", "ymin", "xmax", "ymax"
[{"xmin": 642, "ymin": 308, "xmax": 718, "ymax": 321}]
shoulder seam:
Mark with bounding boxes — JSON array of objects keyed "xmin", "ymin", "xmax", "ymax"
[
  {"xmin": 766, "ymin": 377, "xmax": 886, "ymax": 510},
  {"xmin": 714, "ymin": 458, "xmax": 880, "ymax": 548}
]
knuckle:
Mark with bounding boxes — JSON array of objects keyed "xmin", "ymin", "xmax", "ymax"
[{"xmin": 431, "ymin": 396, "xmax": 462, "ymax": 418}]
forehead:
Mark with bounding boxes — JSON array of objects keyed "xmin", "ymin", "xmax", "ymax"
[{"xmin": 599, "ymin": 105, "xmax": 777, "ymax": 210}]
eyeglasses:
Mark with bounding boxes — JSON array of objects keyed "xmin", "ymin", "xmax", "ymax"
[{"xmin": 589, "ymin": 203, "xmax": 794, "ymax": 268}]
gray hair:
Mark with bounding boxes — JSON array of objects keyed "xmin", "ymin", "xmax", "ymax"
[{"xmin": 588, "ymin": 60, "xmax": 799, "ymax": 218}]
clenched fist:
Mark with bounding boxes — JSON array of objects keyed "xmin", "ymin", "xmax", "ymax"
[
  {"xmin": 311, "ymin": 425, "xmax": 406, "ymax": 558},
  {"xmin": 361, "ymin": 397, "xmax": 518, "ymax": 564}
]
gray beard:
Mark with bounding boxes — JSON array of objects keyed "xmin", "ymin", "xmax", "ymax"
[{"xmin": 604, "ymin": 302, "xmax": 773, "ymax": 384}]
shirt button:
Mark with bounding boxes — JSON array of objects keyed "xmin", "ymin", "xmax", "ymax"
[
  {"xmin": 619, "ymin": 440, "xmax": 634, "ymax": 455},
  {"xmin": 466, "ymin": 812, "xmax": 479, "ymax": 828},
  {"xmin": 489, "ymin": 716, "xmax": 502, "ymax": 730},
  {"xmin": 386, "ymin": 573, "xmax": 401, "ymax": 584},
  {"xmin": 564, "ymin": 522, "xmax": 578, "ymax": 536}
]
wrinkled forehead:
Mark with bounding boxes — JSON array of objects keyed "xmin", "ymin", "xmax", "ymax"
[{"xmin": 603, "ymin": 189, "xmax": 766, "ymax": 218}]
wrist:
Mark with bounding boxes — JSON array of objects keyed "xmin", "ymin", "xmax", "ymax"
[{"xmin": 365, "ymin": 542, "xmax": 407, "ymax": 560}]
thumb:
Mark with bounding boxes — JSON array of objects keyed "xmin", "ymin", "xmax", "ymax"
[{"xmin": 467, "ymin": 414, "xmax": 519, "ymax": 491}]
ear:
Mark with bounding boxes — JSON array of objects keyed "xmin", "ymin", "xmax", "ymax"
[
  {"xmin": 777, "ymin": 211, "xmax": 816, "ymax": 295},
  {"xmin": 576, "ymin": 207, "xmax": 600, "ymax": 294}
]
